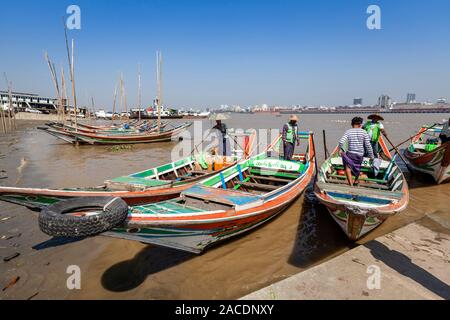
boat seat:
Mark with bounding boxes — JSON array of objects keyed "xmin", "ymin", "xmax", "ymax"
[
  {"xmin": 248, "ymin": 175, "xmax": 292, "ymax": 183},
  {"xmin": 330, "ymin": 157, "xmax": 390, "ymax": 169},
  {"xmin": 239, "ymin": 182, "xmax": 279, "ymax": 191},
  {"xmin": 182, "ymin": 185, "xmax": 261, "ymax": 207},
  {"xmin": 189, "ymin": 170, "xmax": 209, "ymax": 176},
  {"xmin": 316, "ymin": 181, "xmax": 403, "ymax": 201}
]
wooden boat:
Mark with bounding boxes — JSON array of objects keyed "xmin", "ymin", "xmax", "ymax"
[
  {"xmin": 104, "ymin": 132, "xmax": 316, "ymax": 253},
  {"xmin": 39, "ymin": 122, "xmax": 189, "ymax": 145},
  {"xmin": 0, "ymin": 130, "xmax": 256, "ymax": 208},
  {"xmin": 314, "ymin": 135, "xmax": 409, "ymax": 241},
  {"xmin": 69, "ymin": 122, "xmax": 191, "ymax": 145},
  {"xmin": 404, "ymin": 125, "xmax": 450, "ymax": 184},
  {"xmin": 45, "ymin": 121, "xmax": 165, "ymax": 135}
]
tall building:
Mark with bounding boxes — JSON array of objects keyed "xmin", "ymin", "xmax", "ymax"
[
  {"xmin": 353, "ymin": 98, "xmax": 363, "ymax": 106},
  {"xmin": 378, "ymin": 95, "xmax": 392, "ymax": 109},
  {"xmin": 406, "ymin": 93, "xmax": 416, "ymax": 104}
]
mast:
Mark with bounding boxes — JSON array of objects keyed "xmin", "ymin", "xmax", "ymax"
[
  {"xmin": 70, "ymin": 39, "xmax": 78, "ymax": 129},
  {"xmin": 138, "ymin": 63, "xmax": 141, "ymax": 122},
  {"xmin": 156, "ymin": 51, "xmax": 162, "ymax": 133},
  {"xmin": 112, "ymin": 84, "xmax": 117, "ymax": 125},
  {"xmin": 61, "ymin": 66, "xmax": 68, "ymax": 123}
]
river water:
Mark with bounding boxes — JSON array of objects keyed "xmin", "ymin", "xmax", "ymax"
[{"xmin": 0, "ymin": 113, "xmax": 449, "ymax": 299}]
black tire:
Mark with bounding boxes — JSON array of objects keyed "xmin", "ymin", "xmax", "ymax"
[{"xmin": 39, "ymin": 197, "xmax": 129, "ymax": 237}]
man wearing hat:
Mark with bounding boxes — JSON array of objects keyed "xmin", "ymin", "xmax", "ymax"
[
  {"xmin": 281, "ymin": 115, "xmax": 300, "ymax": 161},
  {"xmin": 363, "ymin": 114, "xmax": 386, "ymax": 156},
  {"xmin": 211, "ymin": 113, "xmax": 230, "ymax": 156}
]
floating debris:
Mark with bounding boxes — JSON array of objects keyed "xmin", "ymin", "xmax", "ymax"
[
  {"xmin": 3, "ymin": 252, "xmax": 20, "ymax": 262},
  {"xmin": 2, "ymin": 276, "xmax": 20, "ymax": 291},
  {"xmin": 1, "ymin": 216, "xmax": 12, "ymax": 222},
  {"xmin": 1, "ymin": 233, "xmax": 21, "ymax": 240}
]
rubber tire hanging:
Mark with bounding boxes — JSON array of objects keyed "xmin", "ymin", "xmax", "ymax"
[{"xmin": 39, "ymin": 197, "xmax": 129, "ymax": 237}]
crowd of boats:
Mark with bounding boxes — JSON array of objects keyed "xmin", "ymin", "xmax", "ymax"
[{"xmin": 0, "ymin": 119, "xmax": 448, "ymax": 254}]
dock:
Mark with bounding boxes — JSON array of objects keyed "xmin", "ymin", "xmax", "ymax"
[{"xmin": 242, "ymin": 211, "xmax": 450, "ymax": 300}]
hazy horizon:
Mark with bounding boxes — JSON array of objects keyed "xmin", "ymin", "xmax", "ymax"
[{"xmin": 1, "ymin": 0, "xmax": 449, "ymax": 109}]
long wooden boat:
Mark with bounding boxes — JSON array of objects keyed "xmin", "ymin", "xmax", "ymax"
[
  {"xmin": 39, "ymin": 122, "xmax": 190, "ymax": 145},
  {"xmin": 404, "ymin": 125, "xmax": 450, "ymax": 184},
  {"xmin": 0, "ymin": 130, "xmax": 257, "ymax": 208},
  {"xmin": 104, "ymin": 132, "xmax": 316, "ymax": 253},
  {"xmin": 314, "ymin": 135, "xmax": 409, "ymax": 241},
  {"xmin": 45, "ymin": 121, "xmax": 166, "ymax": 135}
]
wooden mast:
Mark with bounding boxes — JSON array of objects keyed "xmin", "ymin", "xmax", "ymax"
[
  {"xmin": 3, "ymin": 73, "xmax": 15, "ymax": 131},
  {"xmin": 137, "ymin": 63, "xmax": 142, "ymax": 122},
  {"xmin": 70, "ymin": 39, "xmax": 78, "ymax": 129},
  {"xmin": 61, "ymin": 66, "xmax": 68, "ymax": 123},
  {"xmin": 63, "ymin": 19, "xmax": 77, "ymax": 130},
  {"xmin": 112, "ymin": 84, "xmax": 117, "ymax": 125},
  {"xmin": 156, "ymin": 51, "xmax": 162, "ymax": 133},
  {"xmin": 44, "ymin": 53, "xmax": 62, "ymax": 123}
]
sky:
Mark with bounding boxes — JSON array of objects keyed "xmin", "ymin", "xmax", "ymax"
[{"xmin": 0, "ymin": 0, "xmax": 449, "ymax": 110}]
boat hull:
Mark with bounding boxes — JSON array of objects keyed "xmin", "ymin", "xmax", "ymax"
[
  {"xmin": 105, "ymin": 198, "xmax": 297, "ymax": 254},
  {"xmin": 105, "ymin": 134, "xmax": 316, "ymax": 253},
  {"xmin": 404, "ymin": 142, "xmax": 450, "ymax": 184},
  {"xmin": 314, "ymin": 136, "xmax": 409, "ymax": 240}
]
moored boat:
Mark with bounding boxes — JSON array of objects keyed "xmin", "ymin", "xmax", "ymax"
[
  {"xmin": 314, "ymin": 135, "xmax": 409, "ymax": 241},
  {"xmin": 39, "ymin": 122, "xmax": 190, "ymax": 145},
  {"xmin": 0, "ymin": 130, "xmax": 256, "ymax": 208},
  {"xmin": 404, "ymin": 125, "xmax": 450, "ymax": 184},
  {"xmin": 104, "ymin": 131, "xmax": 316, "ymax": 253}
]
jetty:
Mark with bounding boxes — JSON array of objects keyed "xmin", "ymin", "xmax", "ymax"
[{"xmin": 242, "ymin": 211, "xmax": 450, "ymax": 300}]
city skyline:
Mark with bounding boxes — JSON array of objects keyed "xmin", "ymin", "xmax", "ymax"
[{"xmin": 1, "ymin": 0, "xmax": 450, "ymax": 109}]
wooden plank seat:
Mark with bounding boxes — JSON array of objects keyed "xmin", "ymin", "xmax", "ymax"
[
  {"xmin": 327, "ymin": 177, "xmax": 391, "ymax": 190},
  {"xmin": 182, "ymin": 185, "xmax": 261, "ymax": 206},
  {"xmin": 248, "ymin": 174, "xmax": 293, "ymax": 184},
  {"xmin": 239, "ymin": 182, "xmax": 279, "ymax": 191},
  {"xmin": 316, "ymin": 181, "xmax": 403, "ymax": 200},
  {"xmin": 189, "ymin": 170, "xmax": 209, "ymax": 176},
  {"xmin": 328, "ymin": 173, "xmax": 388, "ymax": 184}
]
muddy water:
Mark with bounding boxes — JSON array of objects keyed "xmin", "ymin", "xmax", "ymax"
[{"xmin": 0, "ymin": 114, "xmax": 449, "ymax": 299}]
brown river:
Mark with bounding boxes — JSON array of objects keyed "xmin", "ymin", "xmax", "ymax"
[{"xmin": 0, "ymin": 113, "xmax": 449, "ymax": 299}]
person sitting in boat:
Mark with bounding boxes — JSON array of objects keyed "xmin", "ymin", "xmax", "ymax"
[
  {"xmin": 339, "ymin": 117, "xmax": 375, "ymax": 186},
  {"xmin": 439, "ymin": 118, "xmax": 450, "ymax": 144},
  {"xmin": 363, "ymin": 114, "xmax": 386, "ymax": 156},
  {"xmin": 282, "ymin": 115, "xmax": 300, "ymax": 161},
  {"xmin": 211, "ymin": 113, "xmax": 231, "ymax": 156}
]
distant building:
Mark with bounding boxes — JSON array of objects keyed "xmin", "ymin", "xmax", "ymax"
[
  {"xmin": 353, "ymin": 98, "xmax": 363, "ymax": 106},
  {"xmin": 0, "ymin": 91, "xmax": 58, "ymax": 113},
  {"xmin": 406, "ymin": 93, "xmax": 416, "ymax": 104},
  {"xmin": 378, "ymin": 95, "xmax": 392, "ymax": 109},
  {"xmin": 437, "ymin": 97, "xmax": 447, "ymax": 104}
]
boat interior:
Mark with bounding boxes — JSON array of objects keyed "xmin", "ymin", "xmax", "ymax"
[
  {"xmin": 408, "ymin": 126, "xmax": 443, "ymax": 154},
  {"xmin": 318, "ymin": 154, "xmax": 405, "ymax": 201}
]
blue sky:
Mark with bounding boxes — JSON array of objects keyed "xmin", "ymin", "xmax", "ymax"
[{"xmin": 0, "ymin": 0, "xmax": 449, "ymax": 109}]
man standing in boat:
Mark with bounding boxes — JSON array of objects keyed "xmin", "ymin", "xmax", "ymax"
[
  {"xmin": 363, "ymin": 114, "xmax": 386, "ymax": 156},
  {"xmin": 439, "ymin": 118, "xmax": 450, "ymax": 144},
  {"xmin": 339, "ymin": 117, "xmax": 375, "ymax": 186},
  {"xmin": 282, "ymin": 115, "xmax": 300, "ymax": 161},
  {"xmin": 211, "ymin": 113, "xmax": 231, "ymax": 156}
]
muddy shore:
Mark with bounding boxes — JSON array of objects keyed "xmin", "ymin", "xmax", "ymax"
[{"xmin": 1, "ymin": 115, "xmax": 449, "ymax": 299}]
